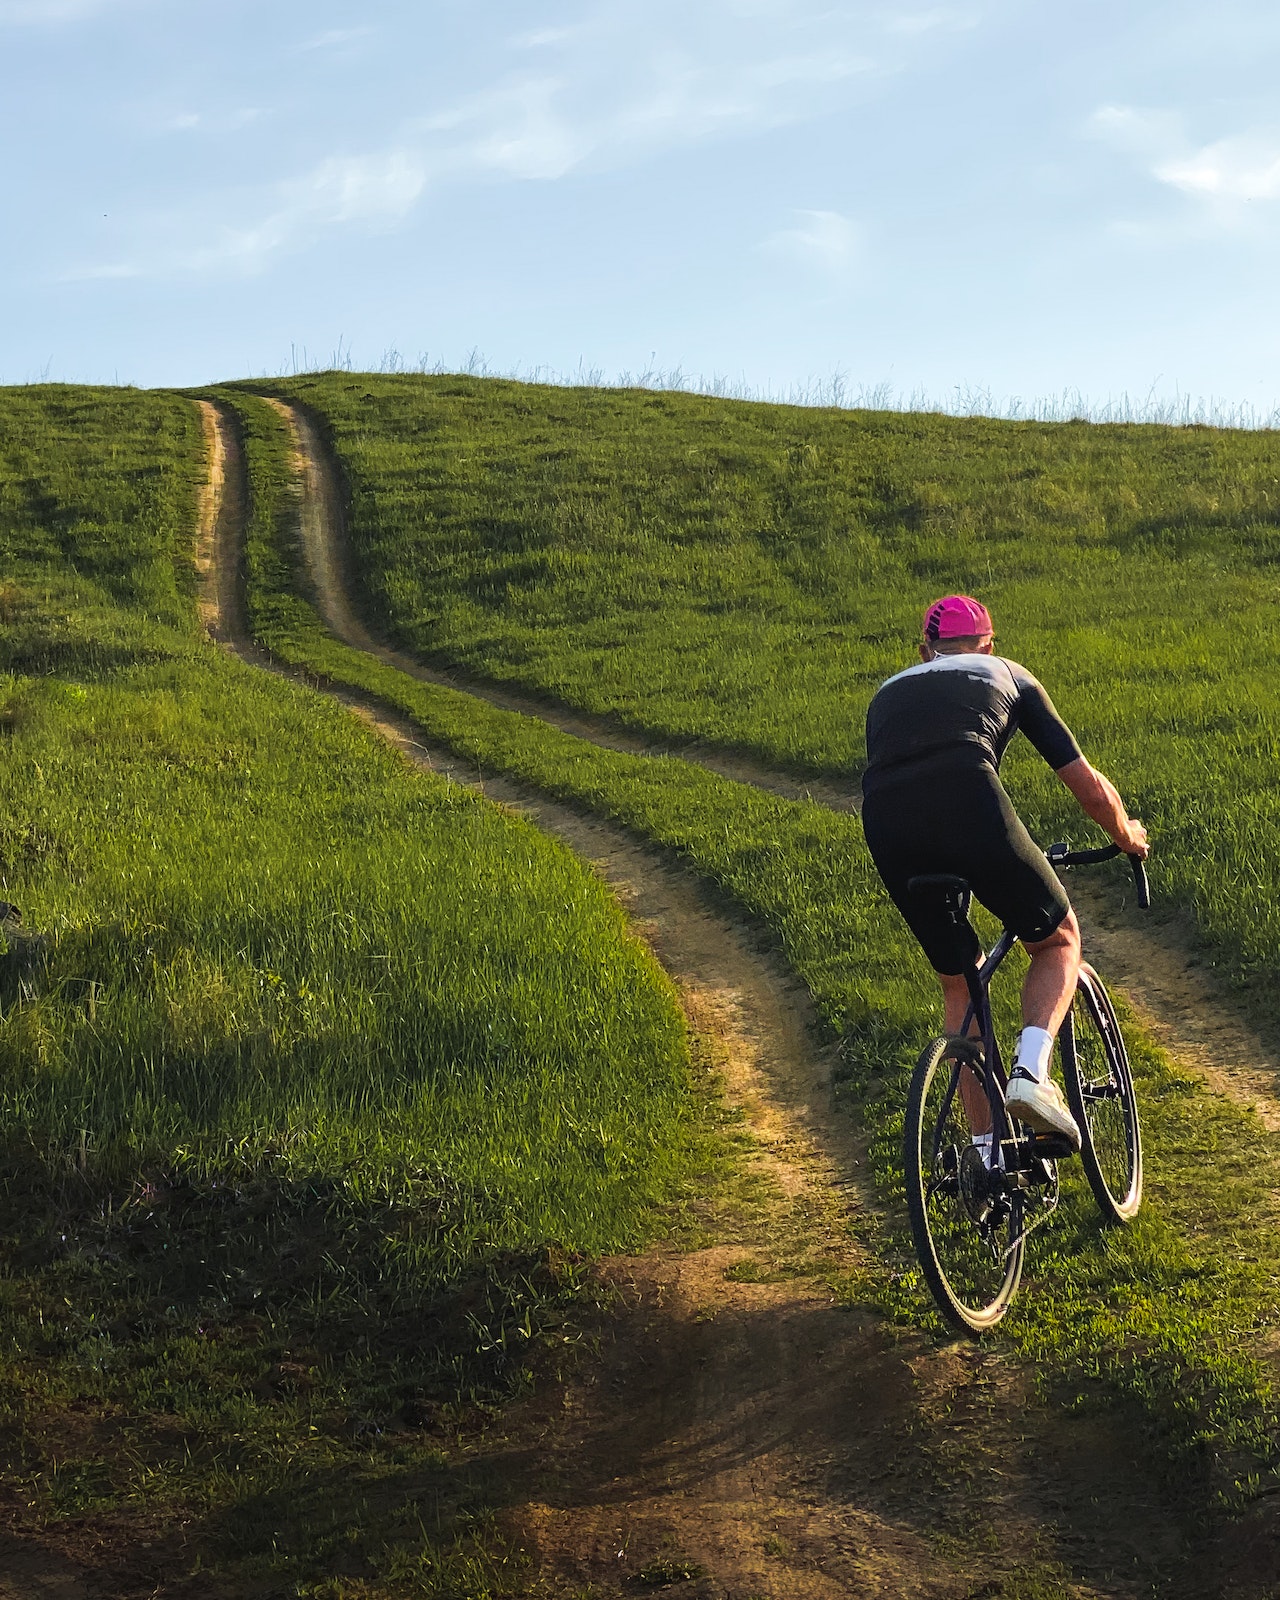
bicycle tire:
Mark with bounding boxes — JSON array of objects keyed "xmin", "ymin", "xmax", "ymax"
[
  {"xmin": 904, "ymin": 1035, "xmax": 1025, "ymax": 1335},
  {"xmin": 1059, "ymin": 966, "xmax": 1142, "ymax": 1223}
]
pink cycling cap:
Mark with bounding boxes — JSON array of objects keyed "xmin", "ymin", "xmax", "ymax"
[{"xmin": 922, "ymin": 594, "xmax": 993, "ymax": 642}]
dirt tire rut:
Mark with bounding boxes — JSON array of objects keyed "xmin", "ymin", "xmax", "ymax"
[
  {"xmin": 194, "ymin": 397, "xmax": 1221, "ymax": 1599},
  {"xmin": 267, "ymin": 396, "xmax": 1280, "ymax": 1137},
  {"xmin": 268, "ymin": 398, "xmax": 855, "ymax": 813}
]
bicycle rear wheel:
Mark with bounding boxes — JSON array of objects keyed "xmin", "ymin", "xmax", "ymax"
[
  {"xmin": 904, "ymin": 1036, "xmax": 1024, "ymax": 1335},
  {"xmin": 1059, "ymin": 966, "xmax": 1142, "ymax": 1223}
]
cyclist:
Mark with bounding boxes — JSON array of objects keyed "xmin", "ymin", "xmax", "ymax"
[{"xmin": 862, "ymin": 594, "xmax": 1148, "ymax": 1148}]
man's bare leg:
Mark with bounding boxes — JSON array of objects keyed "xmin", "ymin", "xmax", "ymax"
[
  {"xmin": 1003, "ymin": 909, "xmax": 1084, "ymax": 1143},
  {"xmin": 1020, "ymin": 909, "xmax": 1081, "ymax": 1034},
  {"xmin": 939, "ymin": 971, "xmax": 974, "ymax": 1038},
  {"xmin": 937, "ymin": 907, "xmax": 1081, "ymax": 1138}
]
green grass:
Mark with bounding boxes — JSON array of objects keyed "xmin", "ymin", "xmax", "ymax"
[
  {"xmin": 0, "ymin": 386, "xmax": 697, "ymax": 1594},
  {"xmin": 0, "ymin": 660, "xmax": 690, "ymax": 1241},
  {"xmin": 257, "ymin": 371, "xmax": 1280, "ymax": 1022},
  {"xmin": 220, "ymin": 376, "xmax": 1280, "ymax": 1528}
]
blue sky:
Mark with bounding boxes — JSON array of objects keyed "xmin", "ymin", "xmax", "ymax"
[{"xmin": 6, "ymin": 0, "xmax": 1280, "ymax": 408}]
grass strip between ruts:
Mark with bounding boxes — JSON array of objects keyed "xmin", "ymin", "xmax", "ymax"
[{"xmin": 215, "ymin": 384, "xmax": 1280, "ymax": 1519}]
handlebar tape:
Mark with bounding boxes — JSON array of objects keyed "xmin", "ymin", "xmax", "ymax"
[{"xmin": 1050, "ymin": 842, "xmax": 1150, "ymax": 909}]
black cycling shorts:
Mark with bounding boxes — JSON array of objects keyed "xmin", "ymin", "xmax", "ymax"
[{"xmin": 861, "ymin": 766, "xmax": 1070, "ymax": 975}]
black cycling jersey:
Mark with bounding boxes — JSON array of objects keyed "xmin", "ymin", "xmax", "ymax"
[
  {"xmin": 862, "ymin": 653, "xmax": 1081, "ymax": 798},
  {"xmin": 860, "ymin": 652, "xmax": 1081, "ymax": 973}
]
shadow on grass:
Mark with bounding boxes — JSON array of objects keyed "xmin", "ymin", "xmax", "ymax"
[{"xmin": 0, "ymin": 1158, "xmax": 1264, "ymax": 1597}]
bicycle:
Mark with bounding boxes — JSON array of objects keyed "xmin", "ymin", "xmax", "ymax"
[{"xmin": 902, "ymin": 841, "xmax": 1149, "ymax": 1335}]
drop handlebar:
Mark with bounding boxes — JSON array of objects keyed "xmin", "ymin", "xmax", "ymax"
[{"xmin": 1045, "ymin": 840, "xmax": 1150, "ymax": 910}]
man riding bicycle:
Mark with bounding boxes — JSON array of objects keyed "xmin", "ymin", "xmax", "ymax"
[{"xmin": 862, "ymin": 595, "xmax": 1148, "ymax": 1149}]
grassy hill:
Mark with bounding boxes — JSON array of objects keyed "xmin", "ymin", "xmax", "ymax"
[
  {"xmin": 261, "ymin": 372, "xmax": 1280, "ymax": 1022},
  {"xmin": 13, "ymin": 372, "xmax": 1280, "ymax": 1589},
  {"xmin": 225, "ymin": 375, "xmax": 1280, "ymax": 1541},
  {"xmin": 0, "ymin": 385, "xmax": 695, "ymax": 1593}
]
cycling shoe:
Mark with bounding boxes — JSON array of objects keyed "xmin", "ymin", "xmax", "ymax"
[{"xmin": 1005, "ymin": 1068, "xmax": 1081, "ymax": 1151}]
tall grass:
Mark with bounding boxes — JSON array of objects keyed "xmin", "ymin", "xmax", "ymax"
[
  {"xmin": 0, "ymin": 386, "xmax": 690, "ymax": 1253},
  {"xmin": 275, "ymin": 347, "xmax": 1280, "ymax": 428},
  {"xmin": 0, "ymin": 662, "xmax": 690, "ymax": 1256},
  {"xmin": 0, "ymin": 385, "xmax": 696, "ymax": 1593},
  {"xmin": 223, "ymin": 379, "xmax": 1280, "ymax": 1518},
  {"xmin": 0, "ymin": 383, "xmax": 202, "ymax": 622}
]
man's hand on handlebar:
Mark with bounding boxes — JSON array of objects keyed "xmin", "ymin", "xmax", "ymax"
[{"xmin": 1113, "ymin": 817, "xmax": 1148, "ymax": 859}]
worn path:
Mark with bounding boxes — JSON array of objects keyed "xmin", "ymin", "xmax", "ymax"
[
  {"xmin": 266, "ymin": 398, "xmax": 856, "ymax": 813},
  {"xmin": 270, "ymin": 396, "xmax": 1280, "ymax": 1133},
  {"xmin": 186, "ymin": 397, "xmax": 1238, "ymax": 1598}
]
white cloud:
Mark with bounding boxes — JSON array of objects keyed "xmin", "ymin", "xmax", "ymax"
[
  {"xmin": 421, "ymin": 14, "xmax": 879, "ymax": 186},
  {"xmin": 66, "ymin": 1, "xmax": 964, "ymax": 280},
  {"xmin": 1089, "ymin": 104, "xmax": 1280, "ymax": 211},
  {"xmin": 1157, "ymin": 137, "xmax": 1280, "ymax": 201},
  {"xmin": 1087, "ymin": 105, "xmax": 1184, "ymax": 160},
  {"xmin": 162, "ymin": 106, "xmax": 261, "ymax": 134},
  {"xmin": 512, "ymin": 25, "xmax": 580, "ymax": 49},
  {"xmin": 880, "ymin": 7, "xmax": 977, "ymax": 37},
  {"xmin": 300, "ymin": 26, "xmax": 372, "ymax": 53},
  {"xmin": 67, "ymin": 148, "xmax": 426, "ymax": 280},
  {"xmin": 197, "ymin": 149, "xmax": 426, "ymax": 272},
  {"xmin": 431, "ymin": 77, "xmax": 585, "ymax": 181},
  {"xmin": 761, "ymin": 208, "xmax": 860, "ymax": 277},
  {"xmin": 69, "ymin": 261, "xmax": 142, "ymax": 281}
]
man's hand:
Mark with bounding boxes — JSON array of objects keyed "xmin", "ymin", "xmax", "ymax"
[
  {"xmin": 1114, "ymin": 816, "xmax": 1149, "ymax": 858},
  {"xmin": 1055, "ymin": 758, "xmax": 1149, "ymax": 857}
]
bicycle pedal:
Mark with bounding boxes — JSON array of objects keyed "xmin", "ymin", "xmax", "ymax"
[{"xmin": 1031, "ymin": 1132, "xmax": 1076, "ymax": 1161}]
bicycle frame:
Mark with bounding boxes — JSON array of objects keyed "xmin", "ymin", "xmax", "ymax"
[
  {"xmin": 904, "ymin": 841, "xmax": 1150, "ymax": 1326},
  {"xmin": 930, "ymin": 926, "xmax": 1020, "ymax": 1167},
  {"xmin": 919, "ymin": 842, "xmax": 1148, "ymax": 1187}
]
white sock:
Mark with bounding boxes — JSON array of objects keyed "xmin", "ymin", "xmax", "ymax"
[
  {"xmin": 971, "ymin": 1131, "xmax": 994, "ymax": 1158},
  {"xmin": 1014, "ymin": 1025, "xmax": 1055, "ymax": 1084}
]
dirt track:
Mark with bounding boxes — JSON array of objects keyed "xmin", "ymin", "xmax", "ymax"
[
  {"xmin": 263, "ymin": 397, "xmax": 856, "ymax": 813},
  {"xmin": 187, "ymin": 396, "xmax": 1279, "ymax": 1598},
  {"xmin": 269, "ymin": 395, "xmax": 1280, "ymax": 1139}
]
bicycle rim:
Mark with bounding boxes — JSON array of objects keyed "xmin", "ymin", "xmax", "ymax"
[
  {"xmin": 904, "ymin": 1036, "xmax": 1024, "ymax": 1336},
  {"xmin": 1061, "ymin": 969, "xmax": 1143, "ymax": 1222}
]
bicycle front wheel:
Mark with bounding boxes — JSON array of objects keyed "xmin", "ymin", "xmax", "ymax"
[
  {"xmin": 1060, "ymin": 966, "xmax": 1142, "ymax": 1223},
  {"xmin": 904, "ymin": 1036, "xmax": 1024, "ymax": 1336}
]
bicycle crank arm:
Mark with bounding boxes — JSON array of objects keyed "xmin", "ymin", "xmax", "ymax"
[{"xmin": 999, "ymin": 1133, "xmax": 1076, "ymax": 1165}]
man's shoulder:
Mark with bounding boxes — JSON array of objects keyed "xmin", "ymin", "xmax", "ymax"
[
  {"xmin": 996, "ymin": 657, "xmax": 1048, "ymax": 693},
  {"xmin": 875, "ymin": 654, "xmax": 1018, "ymax": 694}
]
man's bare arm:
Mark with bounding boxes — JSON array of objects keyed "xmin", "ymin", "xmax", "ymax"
[{"xmin": 1055, "ymin": 757, "xmax": 1149, "ymax": 857}]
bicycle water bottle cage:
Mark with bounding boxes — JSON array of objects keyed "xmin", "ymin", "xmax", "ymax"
[{"xmin": 906, "ymin": 874, "xmax": 971, "ymax": 926}]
